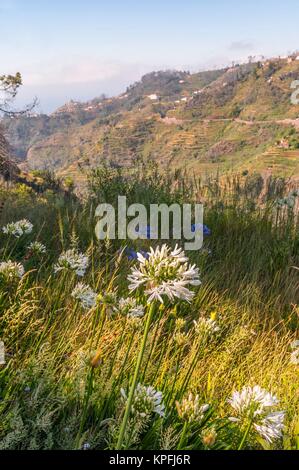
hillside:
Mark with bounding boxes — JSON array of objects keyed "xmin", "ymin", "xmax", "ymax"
[
  {"xmin": 2, "ymin": 56, "xmax": 299, "ymax": 183},
  {"xmin": 0, "ymin": 126, "xmax": 20, "ymax": 181}
]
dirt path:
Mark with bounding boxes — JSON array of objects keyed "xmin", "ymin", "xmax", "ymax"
[{"xmin": 163, "ymin": 115, "xmax": 299, "ymax": 129}]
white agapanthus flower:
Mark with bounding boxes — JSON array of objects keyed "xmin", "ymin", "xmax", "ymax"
[
  {"xmin": 118, "ymin": 297, "xmax": 145, "ymax": 318},
  {"xmin": 291, "ymin": 340, "xmax": 299, "ymax": 349},
  {"xmin": 28, "ymin": 241, "xmax": 46, "ymax": 255},
  {"xmin": 54, "ymin": 249, "xmax": 89, "ymax": 277},
  {"xmin": 2, "ymin": 219, "xmax": 33, "ymax": 238},
  {"xmin": 128, "ymin": 244, "xmax": 201, "ymax": 304},
  {"xmin": 71, "ymin": 283, "xmax": 97, "ymax": 309},
  {"xmin": 121, "ymin": 383, "xmax": 165, "ymax": 418},
  {"xmin": 290, "ymin": 340, "xmax": 299, "ymax": 365},
  {"xmin": 0, "ymin": 261, "xmax": 25, "ymax": 280},
  {"xmin": 228, "ymin": 385, "xmax": 285, "ymax": 444},
  {"xmin": 193, "ymin": 318, "xmax": 220, "ymax": 336},
  {"xmin": 176, "ymin": 393, "xmax": 209, "ymax": 423}
]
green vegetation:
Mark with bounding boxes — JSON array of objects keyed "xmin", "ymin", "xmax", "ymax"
[{"xmin": 0, "ymin": 168, "xmax": 298, "ymax": 450}]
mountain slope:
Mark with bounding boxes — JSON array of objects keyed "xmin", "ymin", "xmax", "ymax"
[{"xmin": 2, "ymin": 57, "xmax": 299, "ymax": 182}]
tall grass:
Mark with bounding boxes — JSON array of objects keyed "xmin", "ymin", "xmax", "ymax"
[{"xmin": 0, "ymin": 168, "xmax": 298, "ymax": 450}]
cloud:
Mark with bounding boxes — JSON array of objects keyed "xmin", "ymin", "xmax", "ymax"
[
  {"xmin": 229, "ymin": 41, "xmax": 255, "ymax": 51},
  {"xmin": 13, "ymin": 58, "xmax": 154, "ymax": 113},
  {"xmin": 21, "ymin": 57, "xmax": 150, "ymax": 87}
]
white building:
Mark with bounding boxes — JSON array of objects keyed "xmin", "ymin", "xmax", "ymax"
[{"xmin": 147, "ymin": 94, "xmax": 159, "ymax": 100}]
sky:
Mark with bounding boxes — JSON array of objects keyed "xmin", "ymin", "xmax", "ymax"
[{"xmin": 1, "ymin": 0, "xmax": 299, "ymax": 113}]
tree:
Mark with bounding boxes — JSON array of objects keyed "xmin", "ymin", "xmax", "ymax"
[{"xmin": 0, "ymin": 72, "xmax": 38, "ymax": 115}]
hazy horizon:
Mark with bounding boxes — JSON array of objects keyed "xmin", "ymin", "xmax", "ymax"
[{"xmin": 1, "ymin": 0, "xmax": 299, "ymax": 113}]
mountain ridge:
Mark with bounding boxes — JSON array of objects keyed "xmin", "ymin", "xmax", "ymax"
[{"xmin": 2, "ymin": 56, "xmax": 299, "ymax": 182}]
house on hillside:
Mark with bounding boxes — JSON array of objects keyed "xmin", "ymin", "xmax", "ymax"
[
  {"xmin": 147, "ymin": 94, "xmax": 159, "ymax": 100},
  {"xmin": 278, "ymin": 138, "xmax": 290, "ymax": 149}
]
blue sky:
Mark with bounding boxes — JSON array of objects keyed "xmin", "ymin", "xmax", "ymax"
[{"xmin": 1, "ymin": 0, "xmax": 298, "ymax": 112}]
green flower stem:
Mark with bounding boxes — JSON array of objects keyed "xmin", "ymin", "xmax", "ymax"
[
  {"xmin": 116, "ymin": 301, "xmax": 156, "ymax": 450},
  {"xmin": 238, "ymin": 419, "xmax": 253, "ymax": 450},
  {"xmin": 179, "ymin": 338, "xmax": 206, "ymax": 398},
  {"xmin": 177, "ymin": 421, "xmax": 188, "ymax": 450},
  {"xmin": 75, "ymin": 367, "xmax": 95, "ymax": 449},
  {"xmin": 140, "ymin": 307, "xmax": 164, "ymax": 381}
]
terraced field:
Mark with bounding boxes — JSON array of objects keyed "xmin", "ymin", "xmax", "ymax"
[{"xmin": 3, "ymin": 58, "xmax": 299, "ymax": 183}]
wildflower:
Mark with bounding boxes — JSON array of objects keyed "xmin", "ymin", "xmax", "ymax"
[
  {"xmin": 2, "ymin": 219, "xmax": 33, "ymax": 238},
  {"xmin": 202, "ymin": 427, "xmax": 217, "ymax": 447},
  {"xmin": 82, "ymin": 443, "xmax": 91, "ymax": 450},
  {"xmin": 290, "ymin": 340, "xmax": 299, "ymax": 365},
  {"xmin": 175, "ymin": 318, "xmax": 186, "ymax": 330},
  {"xmin": 174, "ymin": 331, "xmax": 189, "ymax": 346},
  {"xmin": 128, "ymin": 244, "xmax": 201, "ymax": 304},
  {"xmin": 176, "ymin": 393, "xmax": 209, "ymax": 423},
  {"xmin": 191, "ymin": 223, "xmax": 211, "ymax": 237},
  {"xmin": 228, "ymin": 386, "xmax": 285, "ymax": 444},
  {"xmin": 120, "ymin": 383, "xmax": 165, "ymax": 418},
  {"xmin": 54, "ymin": 249, "xmax": 89, "ymax": 277},
  {"xmin": 118, "ymin": 297, "xmax": 145, "ymax": 318},
  {"xmin": 71, "ymin": 283, "xmax": 97, "ymax": 309},
  {"xmin": 124, "ymin": 247, "xmax": 149, "ymax": 261},
  {"xmin": 134, "ymin": 224, "xmax": 158, "ymax": 239},
  {"xmin": 291, "ymin": 353, "xmax": 299, "ymax": 364},
  {"xmin": 0, "ymin": 261, "xmax": 25, "ymax": 280},
  {"xmin": 193, "ymin": 318, "xmax": 220, "ymax": 336},
  {"xmin": 27, "ymin": 241, "xmax": 46, "ymax": 255}
]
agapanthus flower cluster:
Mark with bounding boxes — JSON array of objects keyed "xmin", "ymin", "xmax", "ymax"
[
  {"xmin": 2, "ymin": 219, "xmax": 33, "ymax": 238},
  {"xmin": 176, "ymin": 393, "xmax": 209, "ymax": 423},
  {"xmin": 0, "ymin": 261, "xmax": 25, "ymax": 281},
  {"xmin": 228, "ymin": 385, "xmax": 285, "ymax": 444},
  {"xmin": 121, "ymin": 384, "xmax": 165, "ymax": 418},
  {"xmin": 54, "ymin": 249, "xmax": 89, "ymax": 277},
  {"xmin": 290, "ymin": 340, "xmax": 299, "ymax": 365},
  {"xmin": 118, "ymin": 297, "xmax": 145, "ymax": 318},
  {"xmin": 128, "ymin": 244, "xmax": 201, "ymax": 303},
  {"xmin": 193, "ymin": 318, "xmax": 220, "ymax": 337},
  {"xmin": 27, "ymin": 241, "xmax": 46, "ymax": 255},
  {"xmin": 71, "ymin": 283, "xmax": 97, "ymax": 309}
]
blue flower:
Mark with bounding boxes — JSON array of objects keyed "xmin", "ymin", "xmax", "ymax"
[
  {"xmin": 135, "ymin": 224, "xmax": 157, "ymax": 239},
  {"xmin": 124, "ymin": 247, "xmax": 149, "ymax": 261},
  {"xmin": 191, "ymin": 224, "xmax": 211, "ymax": 237}
]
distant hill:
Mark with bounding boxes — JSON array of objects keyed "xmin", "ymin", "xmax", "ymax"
[{"xmin": 2, "ymin": 56, "xmax": 299, "ymax": 183}]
